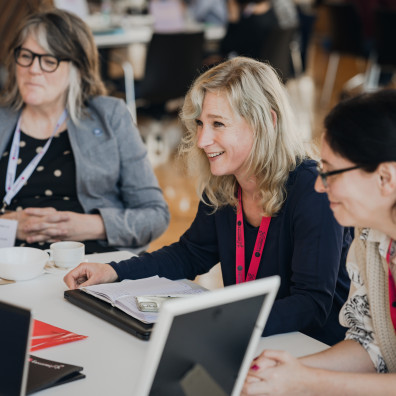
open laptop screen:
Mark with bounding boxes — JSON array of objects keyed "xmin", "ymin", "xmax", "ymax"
[
  {"xmin": 0, "ymin": 301, "xmax": 32, "ymax": 396},
  {"xmin": 136, "ymin": 276, "xmax": 279, "ymax": 396}
]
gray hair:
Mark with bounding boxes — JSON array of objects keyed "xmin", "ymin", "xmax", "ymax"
[{"xmin": 0, "ymin": 9, "xmax": 106, "ymax": 122}]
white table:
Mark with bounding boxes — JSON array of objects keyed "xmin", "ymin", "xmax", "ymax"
[
  {"xmin": 0, "ymin": 252, "xmax": 328, "ymax": 395},
  {"xmin": 93, "ymin": 23, "xmax": 226, "ymax": 48}
]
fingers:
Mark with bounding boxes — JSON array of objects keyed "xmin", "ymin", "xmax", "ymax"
[
  {"xmin": 20, "ymin": 211, "xmax": 70, "ymax": 242},
  {"xmin": 23, "ymin": 207, "xmax": 58, "ymax": 216},
  {"xmin": 242, "ymin": 381, "xmax": 265, "ymax": 395},
  {"xmin": 63, "ymin": 263, "xmax": 118, "ymax": 289},
  {"xmin": 23, "ymin": 215, "xmax": 69, "ymax": 232},
  {"xmin": 25, "ymin": 228, "xmax": 68, "ymax": 243},
  {"xmin": 64, "ymin": 263, "xmax": 92, "ymax": 289},
  {"xmin": 242, "ymin": 379, "xmax": 271, "ymax": 395},
  {"xmin": 260, "ymin": 349, "xmax": 293, "ymax": 365}
]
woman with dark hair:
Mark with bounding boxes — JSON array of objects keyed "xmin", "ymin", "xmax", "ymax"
[
  {"xmin": 243, "ymin": 89, "xmax": 396, "ymax": 395},
  {"xmin": 0, "ymin": 9, "xmax": 169, "ymax": 253}
]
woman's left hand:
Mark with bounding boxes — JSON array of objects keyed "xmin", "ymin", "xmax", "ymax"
[
  {"xmin": 241, "ymin": 350, "xmax": 312, "ymax": 396},
  {"xmin": 21, "ymin": 207, "xmax": 106, "ymax": 243}
]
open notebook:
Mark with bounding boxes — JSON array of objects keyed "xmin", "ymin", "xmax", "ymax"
[
  {"xmin": 64, "ymin": 276, "xmax": 205, "ymax": 340},
  {"xmin": 0, "ymin": 300, "xmax": 85, "ymax": 395},
  {"xmin": 134, "ymin": 275, "xmax": 280, "ymax": 396}
]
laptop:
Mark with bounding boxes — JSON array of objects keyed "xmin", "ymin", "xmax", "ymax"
[
  {"xmin": 0, "ymin": 300, "xmax": 32, "ymax": 396},
  {"xmin": 0, "ymin": 300, "xmax": 85, "ymax": 395},
  {"xmin": 134, "ymin": 275, "xmax": 280, "ymax": 396}
]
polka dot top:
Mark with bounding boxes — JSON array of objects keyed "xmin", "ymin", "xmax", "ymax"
[
  {"xmin": 0, "ymin": 130, "xmax": 83, "ymax": 214},
  {"xmin": 0, "ymin": 130, "xmax": 114, "ymax": 253}
]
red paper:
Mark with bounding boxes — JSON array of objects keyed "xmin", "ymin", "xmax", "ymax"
[{"xmin": 30, "ymin": 320, "xmax": 88, "ymax": 352}]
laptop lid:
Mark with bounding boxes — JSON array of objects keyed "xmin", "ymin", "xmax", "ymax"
[
  {"xmin": 0, "ymin": 300, "xmax": 32, "ymax": 396},
  {"xmin": 135, "ymin": 275, "xmax": 280, "ymax": 396}
]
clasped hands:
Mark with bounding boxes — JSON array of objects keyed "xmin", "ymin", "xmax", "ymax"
[
  {"xmin": 3, "ymin": 207, "xmax": 94, "ymax": 243},
  {"xmin": 241, "ymin": 350, "xmax": 311, "ymax": 396}
]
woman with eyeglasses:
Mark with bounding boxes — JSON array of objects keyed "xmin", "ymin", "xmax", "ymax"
[
  {"xmin": 0, "ymin": 9, "xmax": 169, "ymax": 254},
  {"xmin": 64, "ymin": 57, "xmax": 352, "ymax": 346},
  {"xmin": 242, "ymin": 89, "xmax": 396, "ymax": 395}
]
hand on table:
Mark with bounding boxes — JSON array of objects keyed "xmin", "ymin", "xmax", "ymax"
[
  {"xmin": 242, "ymin": 350, "xmax": 312, "ymax": 396},
  {"xmin": 64, "ymin": 262, "xmax": 118, "ymax": 289}
]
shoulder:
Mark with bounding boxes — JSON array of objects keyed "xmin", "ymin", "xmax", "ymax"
[
  {"xmin": 0, "ymin": 106, "xmax": 20, "ymax": 131},
  {"xmin": 82, "ymin": 96, "xmax": 135, "ymax": 134},
  {"xmin": 86, "ymin": 96, "xmax": 129, "ymax": 115},
  {"xmin": 286, "ymin": 159, "xmax": 318, "ymax": 190},
  {"xmin": 0, "ymin": 105, "xmax": 15, "ymax": 117},
  {"xmin": 281, "ymin": 159, "xmax": 330, "ymax": 215}
]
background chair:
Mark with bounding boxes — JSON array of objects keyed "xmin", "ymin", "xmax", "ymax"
[
  {"xmin": 320, "ymin": 2, "xmax": 367, "ymax": 107},
  {"xmin": 121, "ymin": 30, "xmax": 204, "ymax": 167},
  {"xmin": 259, "ymin": 27, "xmax": 299, "ymax": 83},
  {"xmin": 133, "ymin": 30, "xmax": 205, "ymax": 119},
  {"xmin": 364, "ymin": 8, "xmax": 396, "ymax": 91}
]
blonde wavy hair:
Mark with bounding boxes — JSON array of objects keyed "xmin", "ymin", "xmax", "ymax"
[{"xmin": 179, "ymin": 57, "xmax": 307, "ymax": 216}]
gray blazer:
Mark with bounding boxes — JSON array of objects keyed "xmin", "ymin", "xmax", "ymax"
[{"xmin": 0, "ymin": 96, "xmax": 169, "ymax": 248}]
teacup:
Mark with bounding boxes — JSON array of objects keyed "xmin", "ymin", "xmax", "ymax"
[{"xmin": 45, "ymin": 241, "xmax": 85, "ymax": 269}]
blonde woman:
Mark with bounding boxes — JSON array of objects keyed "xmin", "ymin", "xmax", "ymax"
[{"xmin": 64, "ymin": 57, "xmax": 351, "ymax": 345}]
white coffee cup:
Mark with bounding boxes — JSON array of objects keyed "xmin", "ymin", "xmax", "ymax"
[{"xmin": 45, "ymin": 241, "xmax": 85, "ymax": 269}]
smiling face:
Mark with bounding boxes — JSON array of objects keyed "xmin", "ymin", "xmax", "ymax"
[
  {"xmin": 16, "ymin": 35, "xmax": 70, "ymax": 111},
  {"xmin": 195, "ymin": 91, "xmax": 255, "ymax": 182},
  {"xmin": 315, "ymin": 138, "xmax": 387, "ymax": 228}
]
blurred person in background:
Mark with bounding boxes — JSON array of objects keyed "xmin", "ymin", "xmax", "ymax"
[{"xmin": 220, "ymin": 0, "xmax": 298, "ymax": 60}]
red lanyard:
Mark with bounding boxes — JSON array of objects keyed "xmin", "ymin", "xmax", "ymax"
[
  {"xmin": 386, "ymin": 239, "xmax": 396, "ymax": 331},
  {"xmin": 236, "ymin": 187, "xmax": 271, "ymax": 284}
]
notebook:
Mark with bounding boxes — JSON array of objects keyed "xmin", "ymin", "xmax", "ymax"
[
  {"xmin": 134, "ymin": 275, "xmax": 280, "ymax": 396},
  {"xmin": 0, "ymin": 300, "xmax": 85, "ymax": 395},
  {"xmin": 64, "ymin": 277, "xmax": 206, "ymax": 340},
  {"xmin": 64, "ymin": 288, "xmax": 154, "ymax": 340}
]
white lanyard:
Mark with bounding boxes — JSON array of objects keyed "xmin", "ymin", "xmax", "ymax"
[{"xmin": 2, "ymin": 110, "xmax": 68, "ymax": 212}]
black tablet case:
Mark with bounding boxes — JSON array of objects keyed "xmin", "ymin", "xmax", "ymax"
[
  {"xmin": 64, "ymin": 289, "xmax": 153, "ymax": 340},
  {"xmin": 27, "ymin": 355, "xmax": 85, "ymax": 394}
]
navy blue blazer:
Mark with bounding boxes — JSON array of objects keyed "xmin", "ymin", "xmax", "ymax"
[{"xmin": 110, "ymin": 160, "xmax": 351, "ymax": 345}]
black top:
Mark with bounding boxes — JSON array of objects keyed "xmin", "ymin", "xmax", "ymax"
[
  {"xmin": 110, "ymin": 160, "xmax": 352, "ymax": 345},
  {"xmin": 0, "ymin": 130, "xmax": 114, "ymax": 254},
  {"xmin": 220, "ymin": 9, "xmax": 278, "ymax": 59}
]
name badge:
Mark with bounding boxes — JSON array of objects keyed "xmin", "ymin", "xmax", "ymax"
[{"xmin": 0, "ymin": 219, "xmax": 18, "ymax": 247}]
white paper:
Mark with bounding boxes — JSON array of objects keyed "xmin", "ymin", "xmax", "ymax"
[
  {"xmin": 0, "ymin": 219, "xmax": 18, "ymax": 247},
  {"xmin": 82, "ymin": 276, "xmax": 206, "ymax": 323}
]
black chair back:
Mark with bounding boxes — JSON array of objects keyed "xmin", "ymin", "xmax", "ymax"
[
  {"xmin": 325, "ymin": 2, "xmax": 366, "ymax": 57},
  {"xmin": 374, "ymin": 8, "xmax": 396, "ymax": 69},
  {"xmin": 138, "ymin": 31, "xmax": 204, "ymax": 105},
  {"xmin": 259, "ymin": 27, "xmax": 296, "ymax": 83}
]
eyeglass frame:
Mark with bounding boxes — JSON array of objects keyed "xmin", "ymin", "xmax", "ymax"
[
  {"xmin": 14, "ymin": 47, "xmax": 70, "ymax": 73},
  {"xmin": 316, "ymin": 162, "xmax": 360, "ymax": 188}
]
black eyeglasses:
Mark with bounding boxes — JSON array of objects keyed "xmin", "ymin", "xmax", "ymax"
[
  {"xmin": 14, "ymin": 47, "xmax": 69, "ymax": 73},
  {"xmin": 316, "ymin": 162, "xmax": 360, "ymax": 188}
]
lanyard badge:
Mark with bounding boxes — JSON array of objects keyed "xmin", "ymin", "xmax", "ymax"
[
  {"xmin": 235, "ymin": 186, "xmax": 271, "ymax": 284},
  {"xmin": 2, "ymin": 110, "xmax": 68, "ymax": 213}
]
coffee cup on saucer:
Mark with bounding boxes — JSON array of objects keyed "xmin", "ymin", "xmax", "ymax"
[{"xmin": 45, "ymin": 241, "xmax": 85, "ymax": 269}]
